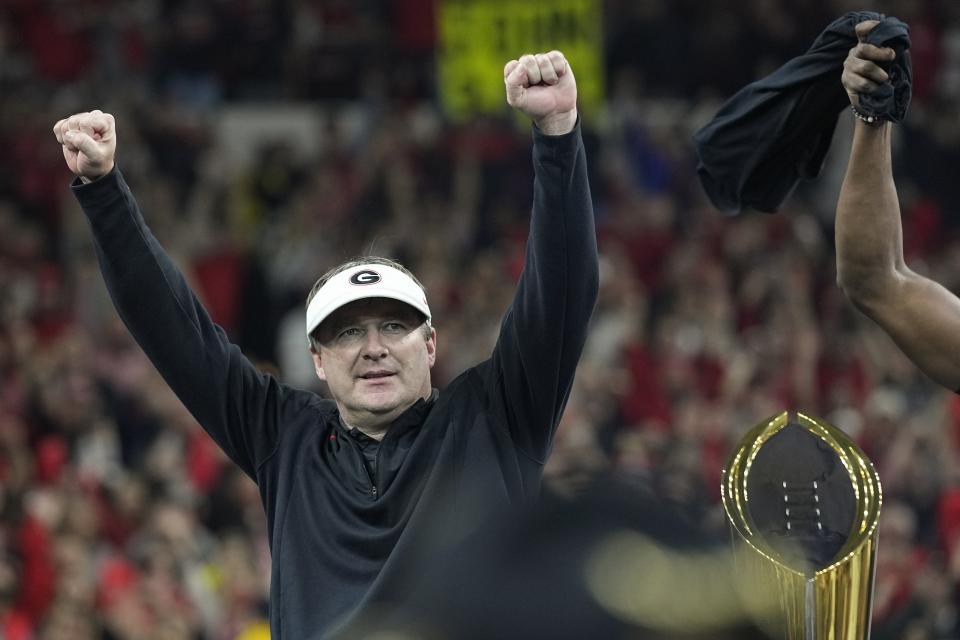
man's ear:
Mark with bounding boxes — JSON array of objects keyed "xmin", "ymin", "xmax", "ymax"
[
  {"xmin": 311, "ymin": 349, "xmax": 327, "ymax": 381},
  {"xmin": 426, "ymin": 327, "xmax": 437, "ymax": 369}
]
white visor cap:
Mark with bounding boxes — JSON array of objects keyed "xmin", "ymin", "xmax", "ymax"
[{"xmin": 306, "ymin": 264, "xmax": 431, "ymax": 337}]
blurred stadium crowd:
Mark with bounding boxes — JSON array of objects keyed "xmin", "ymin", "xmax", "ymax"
[{"xmin": 3, "ymin": 0, "xmax": 960, "ymax": 638}]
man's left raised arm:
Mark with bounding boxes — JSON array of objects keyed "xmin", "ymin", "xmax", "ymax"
[{"xmin": 491, "ymin": 51, "xmax": 599, "ymax": 461}]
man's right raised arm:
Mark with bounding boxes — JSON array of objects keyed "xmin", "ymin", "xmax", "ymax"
[
  {"xmin": 55, "ymin": 111, "xmax": 293, "ymax": 478},
  {"xmin": 836, "ymin": 23, "xmax": 960, "ymax": 391}
]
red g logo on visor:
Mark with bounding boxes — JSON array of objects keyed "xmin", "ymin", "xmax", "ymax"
[{"xmin": 349, "ymin": 270, "xmax": 381, "ymax": 285}]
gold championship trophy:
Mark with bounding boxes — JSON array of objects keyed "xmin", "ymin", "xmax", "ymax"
[{"xmin": 721, "ymin": 411, "xmax": 882, "ymax": 639}]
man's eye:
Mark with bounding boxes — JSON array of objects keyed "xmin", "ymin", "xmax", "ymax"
[
  {"xmin": 383, "ymin": 322, "xmax": 406, "ymax": 333},
  {"xmin": 338, "ymin": 327, "xmax": 363, "ymax": 339}
]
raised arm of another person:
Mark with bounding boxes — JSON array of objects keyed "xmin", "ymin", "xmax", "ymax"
[
  {"xmin": 53, "ymin": 111, "xmax": 303, "ymax": 478},
  {"xmin": 836, "ymin": 21, "xmax": 960, "ymax": 390},
  {"xmin": 485, "ymin": 51, "xmax": 599, "ymax": 462}
]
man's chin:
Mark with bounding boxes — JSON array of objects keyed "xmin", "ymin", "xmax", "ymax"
[
  {"xmin": 342, "ymin": 389, "xmax": 422, "ymax": 424},
  {"xmin": 356, "ymin": 393, "xmax": 405, "ymax": 416},
  {"xmin": 363, "ymin": 403, "xmax": 401, "ymax": 416}
]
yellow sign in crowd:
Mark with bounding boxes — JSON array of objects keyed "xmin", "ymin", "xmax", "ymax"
[{"xmin": 437, "ymin": 0, "xmax": 604, "ymax": 120}]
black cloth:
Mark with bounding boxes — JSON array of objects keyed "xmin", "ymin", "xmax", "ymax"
[
  {"xmin": 72, "ymin": 123, "xmax": 598, "ymax": 639},
  {"xmin": 694, "ymin": 11, "xmax": 912, "ymax": 214}
]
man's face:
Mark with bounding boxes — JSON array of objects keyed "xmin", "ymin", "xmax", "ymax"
[{"xmin": 311, "ymin": 297, "xmax": 436, "ymax": 433}]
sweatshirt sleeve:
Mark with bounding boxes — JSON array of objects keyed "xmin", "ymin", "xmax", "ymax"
[
  {"xmin": 73, "ymin": 168, "xmax": 305, "ymax": 480},
  {"xmin": 487, "ymin": 120, "xmax": 599, "ymax": 463}
]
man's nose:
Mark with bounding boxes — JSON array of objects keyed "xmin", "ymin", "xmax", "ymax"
[{"xmin": 361, "ymin": 330, "xmax": 388, "ymax": 359}]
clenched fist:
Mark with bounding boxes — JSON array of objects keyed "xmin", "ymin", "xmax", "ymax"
[
  {"xmin": 53, "ymin": 110, "xmax": 117, "ymax": 182},
  {"xmin": 841, "ymin": 20, "xmax": 896, "ymax": 109},
  {"xmin": 504, "ymin": 51, "xmax": 577, "ymax": 136}
]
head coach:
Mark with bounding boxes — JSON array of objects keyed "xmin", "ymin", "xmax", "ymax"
[{"xmin": 53, "ymin": 50, "xmax": 598, "ymax": 638}]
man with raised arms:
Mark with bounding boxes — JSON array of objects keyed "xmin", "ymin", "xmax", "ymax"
[{"xmin": 54, "ymin": 50, "xmax": 597, "ymax": 638}]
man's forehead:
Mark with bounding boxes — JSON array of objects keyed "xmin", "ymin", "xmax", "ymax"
[{"xmin": 322, "ymin": 297, "xmax": 422, "ymax": 327}]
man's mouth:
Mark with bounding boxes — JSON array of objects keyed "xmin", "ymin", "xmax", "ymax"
[{"xmin": 359, "ymin": 371, "xmax": 395, "ymax": 380}]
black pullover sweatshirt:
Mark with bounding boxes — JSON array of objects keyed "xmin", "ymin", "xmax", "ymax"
[{"xmin": 72, "ymin": 122, "xmax": 599, "ymax": 638}]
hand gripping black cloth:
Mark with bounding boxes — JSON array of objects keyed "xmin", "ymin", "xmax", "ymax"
[{"xmin": 693, "ymin": 11, "xmax": 912, "ymax": 214}]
